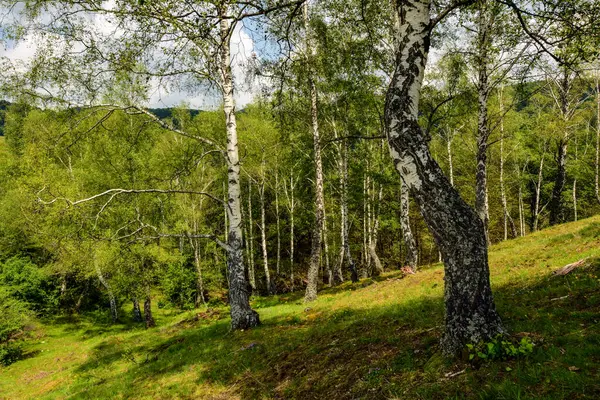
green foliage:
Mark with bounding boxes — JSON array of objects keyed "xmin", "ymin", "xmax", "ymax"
[
  {"xmin": 0, "ymin": 257, "xmax": 59, "ymax": 313},
  {"xmin": 0, "ymin": 288, "xmax": 30, "ymax": 366},
  {"xmin": 466, "ymin": 336, "xmax": 535, "ymax": 362},
  {"xmin": 159, "ymin": 259, "xmax": 197, "ymax": 310},
  {"xmin": 0, "ymin": 343, "xmax": 23, "ymax": 366}
]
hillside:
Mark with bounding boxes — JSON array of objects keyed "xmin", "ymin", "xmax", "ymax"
[{"xmin": 2, "ymin": 217, "xmax": 600, "ymax": 399}]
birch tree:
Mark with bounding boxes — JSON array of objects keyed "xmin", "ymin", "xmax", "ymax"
[{"xmin": 385, "ymin": 0, "xmax": 503, "ymax": 355}]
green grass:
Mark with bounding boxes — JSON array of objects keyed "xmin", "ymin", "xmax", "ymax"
[{"xmin": 2, "ymin": 216, "xmax": 600, "ymax": 399}]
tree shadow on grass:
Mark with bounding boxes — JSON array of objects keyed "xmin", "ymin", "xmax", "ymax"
[{"xmin": 64, "ymin": 263, "xmax": 600, "ymax": 399}]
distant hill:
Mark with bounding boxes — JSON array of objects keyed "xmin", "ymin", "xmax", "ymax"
[{"xmin": 0, "ymin": 102, "xmax": 202, "ymax": 136}]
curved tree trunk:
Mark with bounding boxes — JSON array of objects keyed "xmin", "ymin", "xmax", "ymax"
[
  {"xmin": 386, "ymin": 0, "xmax": 502, "ymax": 356},
  {"xmin": 219, "ymin": 12, "xmax": 259, "ymax": 329},
  {"xmin": 304, "ymin": 1, "xmax": 325, "ymax": 303}
]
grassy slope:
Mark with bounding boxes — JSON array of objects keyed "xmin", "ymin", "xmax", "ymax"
[{"xmin": 2, "ymin": 217, "xmax": 600, "ymax": 400}]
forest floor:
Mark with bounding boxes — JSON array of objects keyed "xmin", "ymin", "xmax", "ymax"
[{"xmin": 2, "ymin": 217, "xmax": 600, "ymax": 399}]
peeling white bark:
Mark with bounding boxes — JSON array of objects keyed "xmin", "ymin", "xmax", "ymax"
[
  {"xmin": 386, "ymin": 0, "xmax": 502, "ymax": 355},
  {"xmin": 219, "ymin": 11, "xmax": 258, "ymax": 329}
]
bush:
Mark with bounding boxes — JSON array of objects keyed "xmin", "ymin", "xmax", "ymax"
[
  {"xmin": 0, "ymin": 343, "xmax": 24, "ymax": 366},
  {"xmin": 0, "ymin": 257, "xmax": 59, "ymax": 312},
  {"xmin": 159, "ymin": 260, "xmax": 197, "ymax": 310},
  {"xmin": 0, "ymin": 288, "xmax": 30, "ymax": 366}
]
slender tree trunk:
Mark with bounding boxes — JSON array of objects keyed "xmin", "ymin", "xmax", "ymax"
[
  {"xmin": 74, "ymin": 282, "xmax": 88, "ymax": 314},
  {"xmin": 549, "ymin": 69, "xmax": 571, "ymax": 226},
  {"xmin": 223, "ymin": 182, "xmax": 229, "ymax": 286},
  {"xmin": 336, "ymin": 137, "xmax": 354, "ymax": 283},
  {"xmin": 573, "ymin": 178, "xmax": 578, "ymax": 222},
  {"xmin": 533, "ymin": 149, "xmax": 545, "ymax": 232},
  {"xmin": 596, "ymin": 77, "xmax": 600, "ymax": 205},
  {"xmin": 499, "ymin": 124, "xmax": 517, "ymax": 240},
  {"xmin": 275, "ymin": 172, "xmax": 281, "ymax": 276},
  {"xmin": 362, "ymin": 172, "xmax": 369, "ymax": 275},
  {"xmin": 132, "ymin": 297, "xmax": 143, "ymax": 322},
  {"xmin": 190, "ymin": 234, "xmax": 207, "ymax": 307},
  {"xmin": 259, "ymin": 175, "xmax": 271, "ymax": 294},
  {"xmin": 369, "ymin": 185, "xmax": 384, "ymax": 275},
  {"xmin": 95, "ymin": 261, "xmax": 118, "ymax": 323},
  {"xmin": 247, "ymin": 180, "xmax": 256, "ymax": 290},
  {"xmin": 386, "ymin": 0, "xmax": 502, "ymax": 356},
  {"xmin": 475, "ymin": 0, "xmax": 492, "ymax": 241},
  {"xmin": 143, "ymin": 288, "xmax": 155, "ymax": 329},
  {"xmin": 364, "ymin": 173, "xmax": 372, "ymax": 278},
  {"xmin": 518, "ymin": 181, "xmax": 525, "ymax": 237},
  {"xmin": 219, "ymin": 12, "xmax": 259, "ymax": 329},
  {"xmin": 304, "ymin": 1, "xmax": 325, "ymax": 303},
  {"xmin": 284, "ymin": 175, "xmax": 296, "ymax": 290},
  {"xmin": 549, "ymin": 139, "xmax": 568, "ymax": 226},
  {"xmin": 400, "ymin": 179, "xmax": 418, "ymax": 272},
  {"xmin": 323, "ymin": 212, "xmax": 333, "ymax": 285},
  {"xmin": 447, "ymin": 130, "xmax": 454, "ymax": 187}
]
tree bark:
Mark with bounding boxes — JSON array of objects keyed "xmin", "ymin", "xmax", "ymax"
[
  {"xmin": 304, "ymin": 1, "xmax": 325, "ymax": 303},
  {"xmin": 247, "ymin": 180, "xmax": 257, "ymax": 291},
  {"xmin": 549, "ymin": 139, "xmax": 568, "ymax": 226},
  {"xmin": 549, "ymin": 68, "xmax": 571, "ymax": 226},
  {"xmin": 95, "ymin": 261, "xmax": 118, "ymax": 323},
  {"xmin": 362, "ymin": 171, "xmax": 369, "ymax": 276},
  {"xmin": 446, "ymin": 130, "xmax": 454, "ymax": 187},
  {"xmin": 336, "ymin": 136, "xmax": 354, "ymax": 283},
  {"xmin": 284, "ymin": 174, "xmax": 296, "ymax": 290},
  {"xmin": 322, "ymin": 212, "xmax": 333, "ymax": 285},
  {"xmin": 259, "ymin": 171, "xmax": 271, "ymax": 294},
  {"xmin": 533, "ymin": 149, "xmax": 545, "ymax": 232},
  {"xmin": 499, "ymin": 118, "xmax": 517, "ymax": 240},
  {"xmin": 275, "ymin": 171, "xmax": 281, "ymax": 276},
  {"xmin": 400, "ymin": 179, "xmax": 418, "ymax": 272},
  {"xmin": 573, "ymin": 178, "xmax": 578, "ymax": 222},
  {"xmin": 143, "ymin": 291, "xmax": 155, "ymax": 329},
  {"xmin": 386, "ymin": 0, "xmax": 502, "ymax": 356},
  {"xmin": 190, "ymin": 233, "xmax": 207, "ymax": 307},
  {"xmin": 132, "ymin": 297, "xmax": 143, "ymax": 322},
  {"xmin": 219, "ymin": 11, "xmax": 259, "ymax": 329},
  {"xmin": 369, "ymin": 184, "xmax": 384, "ymax": 275},
  {"xmin": 596, "ymin": 77, "xmax": 600, "ymax": 205},
  {"xmin": 475, "ymin": 0, "xmax": 492, "ymax": 241}
]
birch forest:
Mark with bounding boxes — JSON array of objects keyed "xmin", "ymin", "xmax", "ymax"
[{"xmin": 1, "ymin": 1, "xmax": 600, "ymax": 398}]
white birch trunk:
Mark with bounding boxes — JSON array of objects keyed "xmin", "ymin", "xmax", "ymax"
[
  {"xmin": 219, "ymin": 11, "xmax": 258, "ymax": 329},
  {"xmin": 303, "ymin": 1, "xmax": 325, "ymax": 302},
  {"xmin": 386, "ymin": 0, "xmax": 502, "ymax": 355}
]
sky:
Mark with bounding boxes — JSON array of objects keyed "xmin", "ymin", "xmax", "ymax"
[{"xmin": 0, "ymin": 4, "xmax": 262, "ymax": 110}]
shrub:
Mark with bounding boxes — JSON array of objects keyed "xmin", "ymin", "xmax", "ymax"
[
  {"xmin": 159, "ymin": 260, "xmax": 197, "ymax": 310},
  {"xmin": 0, "ymin": 257, "xmax": 59, "ymax": 312},
  {"xmin": 0, "ymin": 288, "xmax": 30, "ymax": 366},
  {"xmin": 466, "ymin": 336, "xmax": 534, "ymax": 362}
]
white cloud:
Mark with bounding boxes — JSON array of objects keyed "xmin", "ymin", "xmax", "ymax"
[{"xmin": 1, "ymin": 5, "xmax": 261, "ymax": 110}]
